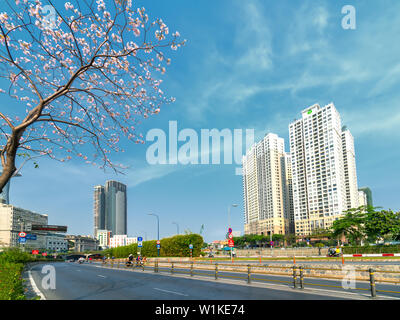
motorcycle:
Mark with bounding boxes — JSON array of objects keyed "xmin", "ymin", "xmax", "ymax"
[
  {"xmin": 327, "ymin": 249, "xmax": 341, "ymax": 257},
  {"xmin": 125, "ymin": 260, "xmax": 134, "ymax": 267}
]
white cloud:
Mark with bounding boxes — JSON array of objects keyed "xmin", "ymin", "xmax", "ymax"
[{"xmin": 126, "ymin": 163, "xmax": 181, "ymax": 188}]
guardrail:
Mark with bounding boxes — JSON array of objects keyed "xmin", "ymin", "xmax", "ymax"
[{"xmin": 94, "ymin": 259, "xmax": 400, "ymax": 298}]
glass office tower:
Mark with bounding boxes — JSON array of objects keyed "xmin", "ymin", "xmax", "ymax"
[{"xmin": 94, "ymin": 181, "xmax": 127, "ymax": 237}]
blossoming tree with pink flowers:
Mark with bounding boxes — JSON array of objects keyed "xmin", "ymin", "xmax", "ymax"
[{"xmin": 0, "ymin": 0, "xmax": 185, "ymax": 192}]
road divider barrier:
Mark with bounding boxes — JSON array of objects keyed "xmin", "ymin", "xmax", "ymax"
[{"xmin": 93, "ymin": 259, "xmax": 400, "ymax": 298}]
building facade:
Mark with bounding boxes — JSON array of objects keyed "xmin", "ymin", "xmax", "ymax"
[
  {"xmin": 342, "ymin": 128, "xmax": 359, "ymax": 210},
  {"xmin": 243, "ymin": 133, "xmax": 292, "ymax": 236},
  {"xmin": 358, "ymin": 187, "xmax": 373, "ymax": 207},
  {"xmin": 358, "ymin": 190, "xmax": 368, "ymax": 207},
  {"xmin": 0, "ymin": 204, "xmax": 48, "ymax": 248},
  {"xmin": 46, "ymin": 233, "xmax": 68, "ymax": 252},
  {"xmin": 109, "ymin": 235, "xmax": 137, "ymax": 248},
  {"xmin": 289, "ymin": 103, "xmax": 358, "ymax": 236},
  {"xmin": 66, "ymin": 235, "xmax": 99, "ymax": 252},
  {"xmin": 93, "ymin": 180, "xmax": 127, "ymax": 237},
  {"xmin": 96, "ymin": 229, "xmax": 111, "ymax": 249},
  {"xmin": 93, "ymin": 185, "xmax": 106, "ymax": 238}
]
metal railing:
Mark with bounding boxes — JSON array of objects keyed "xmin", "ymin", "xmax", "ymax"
[{"xmin": 94, "ymin": 259, "xmax": 400, "ymax": 298}]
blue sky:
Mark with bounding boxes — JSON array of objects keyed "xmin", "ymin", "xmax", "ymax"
[{"xmin": 3, "ymin": 0, "xmax": 400, "ymax": 243}]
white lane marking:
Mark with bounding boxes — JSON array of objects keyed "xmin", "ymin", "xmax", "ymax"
[
  {"xmin": 28, "ymin": 269, "xmax": 46, "ymax": 300},
  {"xmin": 153, "ymin": 287, "xmax": 188, "ymax": 296},
  {"xmin": 97, "ymin": 275, "xmax": 106, "ymax": 278}
]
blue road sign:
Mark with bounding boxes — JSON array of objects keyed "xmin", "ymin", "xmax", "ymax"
[
  {"xmin": 26, "ymin": 234, "xmax": 37, "ymax": 240},
  {"xmin": 228, "ymin": 228, "xmax": 232, "ymax": 233},
  {"xmin": 189, "ymin": 244, "xmax": 193, "ymax": 249},
  {"xmin": 156, "ymin": 244, "xmax": 161, "ymax": 249},
  {"xmin": 18, "ymin": 237, "xmax": 26, "ymax": 243},
  {"xmin": 138, "ymin": 241, "xmax": 143, "ymax": 247},
  {"xmin": 138, "ymin": 237, "xmax": 143, "ymax": 242}
]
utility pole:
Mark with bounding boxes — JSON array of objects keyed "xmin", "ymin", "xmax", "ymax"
[{"xmin": 148, "ymin": 213, "xmax": 160, "ymax": 257}]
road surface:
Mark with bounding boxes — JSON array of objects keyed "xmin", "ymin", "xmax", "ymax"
[{"xmin": 25, "ymin": 261, "xmax": 400, "ymax": 300}]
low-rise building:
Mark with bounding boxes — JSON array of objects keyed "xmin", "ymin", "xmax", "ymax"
[
  {"xmin": 109, "ymin": 235, "xmax": 137, "ymax": 248},
  {"xmin": 66, "ymin": 235, "xmax": 99, "ymax": 252},
  {"xmin": 0, "ymin": 204, "xmax": 48, "ymax": 249},
  {"xmin": 46, "ymin": 233, "xmax": 68, "ymax": 253},
  {"xmin": 96, "ymin": 229, "xmax": 112, "ymax": 250}
]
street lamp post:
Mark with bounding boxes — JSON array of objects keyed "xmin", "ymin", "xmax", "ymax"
[
  {"xmin": 228, "ymin": 204, "xmax": 238, "ymax": 261},
  {"xmin": 172, "ymin": 222, "xmax": 179, "ymax": 235},
  {"xmin": 148, "ymin": 213, "xmax": 160, "ymax": 257}
]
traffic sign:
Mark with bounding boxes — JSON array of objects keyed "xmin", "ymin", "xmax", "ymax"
[
  {"xmin": 228, "ymin": 227, "xmax": 232, "ymax": 234},
  {"xmin": 138, "ymin": 237, "xmax": 143, "ymax": 242},
  {"xmin": 189, "ymin": 244, "xmax": 193, "ymax": 249},
  {"xmin": 26, "ymin": 234, "xmax": 37, "ymax": 240},
  {"xmin": 228, "ymin": 233, "xmax": 233, "ymax": 239},
  {"xmin": 18, "ymin": 237, "xmax": 26, "ymax": 243},
  {"xmin": 31, "ymin": 250, "xmax": 39, "ymax": 255},
  {"xmin": 156, "ymin": 240, "xmax": 160, "ymax": 245},
  {"xmin": 42, "ymin": 252, "xmax": 47, "ymax": 256},
  {"xmin": 156, "ymin": 244, "xmax": 161, "ymax": 249},
  {"xmin": 18, "ymin": 232, "xmax": 26, "ymax": 238},
  {"xmin": 228, "ymin": 239, "xmax": 234, "ymax": 247},
  {"xmin": 138, "ymin": 241, "xmax": 143, "ymax": 247}
]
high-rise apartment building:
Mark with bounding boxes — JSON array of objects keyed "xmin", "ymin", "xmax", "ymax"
[
  {"xmin": 358, "ymin": 190, "xmax": 368, "ymax": 207},
  {"xmin": 289, "ymin": 103, "xmax": 350, "ymax": 236},
  {"xmin": 342, "ymin": 128, "xmax": 359, "ymax": 210},
  {"xmin": 281, "ymin": 152, "xmax": 295, "ymax": 234},
  {"xmin": 93, "ymin": 180, "xmax": 127, "ymax": 237},
  {"xmin": 243, "ymin": 133, "xmax": 292, "ymax": 236},
  {"xmin": 358, "ymin": 187, "xmax": 373, "ymax": 207}
]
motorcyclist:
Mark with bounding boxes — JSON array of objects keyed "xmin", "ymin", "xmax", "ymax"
[{"xmin": 126, "ymin": 254, "xmax": 134, "ymax": 267}]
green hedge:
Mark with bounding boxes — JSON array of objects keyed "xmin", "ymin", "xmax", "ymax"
[
  {"xmin": 102, "ymin": 234, "xmax": 204, "ymax": 258},
  {"xmin": 0, "ymin": 261, "xmax": 26, "ymax": 300},
  {"xmin": 342, "ymin": 245, "xmax": 400, "ymax": 254},
  {"xmin": 0, "ymin": 248, "xmax": 58, "ymax": 300},
  {"xmin": 0, "ymin": 248, "xmax": 32, "ymax": 300}
]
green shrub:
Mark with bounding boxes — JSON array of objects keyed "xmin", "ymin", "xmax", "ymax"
[
  {"xmin": 0, "ymin": 261, "xmax": 26, "ymax": 300},
  {"xmin": 102, "ymin": 234, "xmax": 204, "ymax": 258}
]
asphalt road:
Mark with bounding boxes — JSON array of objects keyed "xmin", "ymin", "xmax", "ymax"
[{"xmin": 26, "ymin": 262, "xmax": 369, "ymax": 300}]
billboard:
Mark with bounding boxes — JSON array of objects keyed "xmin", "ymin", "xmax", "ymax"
[{"xmin": 31, "ymin": 225, "xmax": 68, "ymax": 232}]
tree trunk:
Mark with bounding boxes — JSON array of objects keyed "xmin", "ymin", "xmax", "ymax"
[{"xmin": 0, "ymin": 130, "xmax": 22, "ymax": 193}]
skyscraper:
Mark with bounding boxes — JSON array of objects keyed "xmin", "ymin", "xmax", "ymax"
[
  {"xmin": 358, "ymin": 187, "xmax": 373, "ymax": 207},
  {"xmin": 342, "ymin": 128, "xmax": 359, "ymax": 210},
  {"xmin": 243, "ymin": 133, "xmax": 292, "ymax": 236},
  {"xmin": 93, "ymin": 185, "xmax": 105, "ymax": 237},
  {"xmin": 281, "ymin": 152, "xmax": 295, "ymax": 234},
  {"xmin": 0, "ymin": 173, "xmax": 21, "ymax": 205},
  {"xmin": 93, "ymin": 180, "xmax": 127, "ymax": 237},
  {"xmin": 289, "ymin": 103, "xmax": 358, "ymax": 236}
]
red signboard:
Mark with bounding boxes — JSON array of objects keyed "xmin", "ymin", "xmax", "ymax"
[
  {"xmin": 228, "ymin": 239, "xmax": 234, "ymax": 247},
  {"xmin": 32, "ymin": 250, "xmax": 39, "ymax": 255},
  {"xmin": 156, "ymin": 240, "xmax": 160, "ymax": 244},
  {"xmin": 18, "ymin": 232, "xmax": 26, "ymax": 238},
  {"xmin": 42, "ymin": 252, "xmax": 47, "ymax": 256},
  {"xmin": 31, "ymin": 225, "xmax": 67, "ymax": 232}
]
